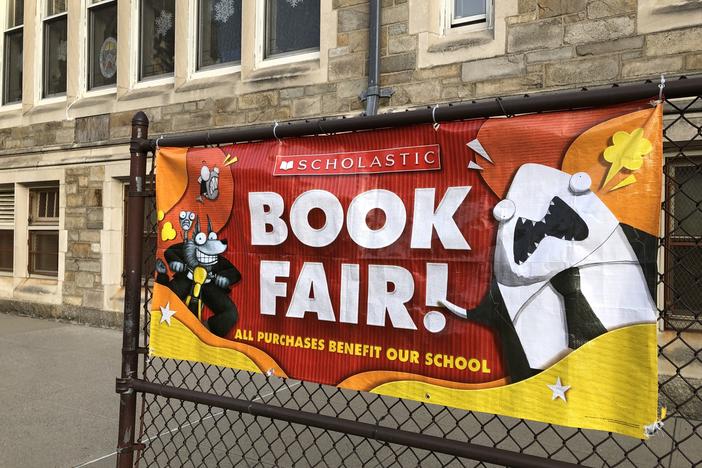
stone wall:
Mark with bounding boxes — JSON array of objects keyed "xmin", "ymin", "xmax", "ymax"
[
  {"xmin": 1, "ymin": 0, "xmax": 701, "ymax": 325},
  {"xmin": 0, "ymin": 0, "xmax": 699, "ymax": 155}
]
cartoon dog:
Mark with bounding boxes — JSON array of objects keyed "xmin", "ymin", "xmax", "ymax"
[
  {"xmin": 442, "ymin": 164, "xmax": 657, "ymax": 382},
  {"xmin": 156, "ymin": 211, "xmax": 241, "ymax": 338}
]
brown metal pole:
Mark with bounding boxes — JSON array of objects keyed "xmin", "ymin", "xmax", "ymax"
[{"xmin": 116, "ymin": 111, "xmax": 149, "ymax": 468}]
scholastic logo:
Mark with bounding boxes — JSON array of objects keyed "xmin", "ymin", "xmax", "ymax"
[{"xmin": 273, "ymin": 144, "xmax": 441, "ymax": 176}]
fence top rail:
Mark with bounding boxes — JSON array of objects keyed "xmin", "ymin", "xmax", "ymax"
[{"xmin": 141, "ymin": 75, "xmax": 702, "ymax": 151}]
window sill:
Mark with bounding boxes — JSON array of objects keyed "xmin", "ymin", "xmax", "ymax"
[
  {"xmin": 84, "ymin": 86, "xmax": 117, "ymax": 99},
  {"xmin": 37, "ymin": 95, "xmax": 68, "ymax": 107},
  {"xmin": 0, "ymin": 103, "xmax": 22, "ymax": 114},
  {"xmin": 245, "ymin": 55, "xmax": 321, "ymax": 83},
  {"xmin": 133, "ymin": 75, "xmax": 175, "ymax": 90},
  {"xmin": 427, "ymin": 27, "xmax": 494, "ymax": 54},
  {"xmin": 177, "ymin": 66, "xmax": 241, "ymax": 93}
]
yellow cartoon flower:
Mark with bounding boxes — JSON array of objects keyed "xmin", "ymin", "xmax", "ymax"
[{"xmin": 602, "ymin": 128, "xmax": 653, "ymax": 189}]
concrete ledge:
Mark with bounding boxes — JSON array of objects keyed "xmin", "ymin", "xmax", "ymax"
[{"xmin": 0, "ymin": 299, "xmax": 124, "ymax": 329}]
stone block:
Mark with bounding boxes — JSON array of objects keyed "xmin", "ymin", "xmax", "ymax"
[
  {"xmin": 538, "ymin": 0, "xmax": 587, "ymax": 18},
  {"xmin": 280, "ymin": 87, "xmax": 305, "ymax": 99},
  {"xmin": 333, "ymin": 0, "xmax": 366, "ymax": 8},
  {"xmin": 304, "ymin": 83, "xmax": 337, "ymax": 96},
  {"xmin": 475, "ymin": 74, "xmax": 543, "ymax": 97},
  {"xmin": 293, "ymin": 96, "xmax": 322, "ymax": 117},
  {"xmin": 74, "ymin": 114, "xmax": 110, "ymax": 143},
  {"xmin": 329, "ymin": 53, "xmax": 366, "ymax": 80},
  {"xmin": 381, "ymin": 4, "xmax": 408, "ymax": 25},
  {"xmin": 338, "ymin": 7, "xmax": 368, "ymax": 32},
  {"xmin": 621, "ymin": 56, "xmax": 684, "ymax": 79},
  {"xmin": 388, "ymin": 35, "xmax": 416, "ymax": 55},
  {"xmin": 462, "ymin": 55, "xmax": 525, "ymax": 82},
  {"xmin": 82, "ymin": 288, "xmax": 105, "ymax": 310},
  {"xmin": 646, "ymin": 27, "xmax": 702, "ymax": 56},
  {"xmin": 519, "ymin": 0, "xmax": 537, "ymax": 13},
  {"xmin": 246, "ymin": 107, "xmax": 291, "ymax": 124},
  {"xmin": 576, "ymin": 35, "xmax": 643, "ymax": 56},
  {"xmin": 238, "ymin": 91, "xmax": 279, "ymax": 110},
  {"xmin": 526, "ymin": 46, "xmax": 574, "ymax": 63},
  {"xmin": 337, "ymin": 78, "xmax": 368, "ymax": 98},
  {"xmin": 75, "ymin": 271, "xmax": 95, "ymax": 288},
  {"xmin": 380, "ymin": 70, "xmax": 413, "ymax": 85},
  {"xmin": 564, "ymin": 16, "xmax": 635, "ymax": 44},
  {"xmin": 545, "ymin": 56, "xmax": 619, "ymax": 86},
  {"xmin": 380, "ymin": 52, "xmax": 416, "ymax": 73},
  {"xmin": 587, "ymin": 0, "xmax": 635, "ymax": 19},
  {"xmin": 507, "ymin": 18, "xmax": 563, "ymax": 53},
  {"xmin": 79, "ymin": 230, "xmax": 101, "ymax": 243},
  {"xmin": 78, "ymin": 260, "xmax": 102, "ymax": 273},
  {"xmin": 687, "ymin": 53, "xmax": 702, "ymax": 71},
  {"xmin": 413, "ymin": 64, "xmax": 460, "ymax": 81}
]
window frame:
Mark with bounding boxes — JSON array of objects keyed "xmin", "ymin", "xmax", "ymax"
[
  {"xmin": 137, "ymin": 0, "xmax": 176, "ymax": 83},
  {"xmin": 41, "ymin": 2, "xmax": 69, "ymax": 99},
  {"xmin": 2, "ymin": 0, "xmax": 23, "ymax": 107},
  {"xmin": 0, "ymin": 184, "xmax": 14, "ymax": 274},
  {"xmin": 193, "ymin": 0, "xmax": 243, "ymax": 76},
  {"xmin": 254, "ymin": 0, "xmax": 320, "ymax": 69},
  {"xmin": 447, "ymin": 0, "xmax": 490, "ymax": 29},
  {"xmin": 86, "ymin": 0, "xmax": 118, "ymax": 93},
  {"xmin": 663, "ymin": 156, "xmax": 702, "ymax": 329},
  {"xmin": 28, "ymin": 185, "xmax": 60, "ymax": 278}
]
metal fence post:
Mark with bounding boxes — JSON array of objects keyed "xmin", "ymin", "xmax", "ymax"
[{"xmin": 116, "ymin": 111, "xmax": 149, "ymax": 468}]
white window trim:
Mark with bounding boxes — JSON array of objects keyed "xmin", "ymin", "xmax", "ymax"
[
  {"xmin": 132, "ymin": 0, "xmax": 176, "ymax": 87},
  {"xmin": 253, "ymin": 0, "xmax": 321, "ymax": 70},
  {"xmin": 1, "ymin": 9, "xmax": 23, "ymax": 107},
  {"xmin": 444, "ymin": 0, "xmax": 493, "ymax": 30},
  {"xmin": 188, "ymin": 0, "xmax": 241, "ymax": 81},
  {"xmin": 27, "ymin": 184, "xmax": 60, "ymax": 279},
  {"xmin": 83, "ymin": 0, "xmax": 118, "ymax": 95},
  {"xmin": 39, "ymin": 3, "xmax": 68, "ymax": 101}
]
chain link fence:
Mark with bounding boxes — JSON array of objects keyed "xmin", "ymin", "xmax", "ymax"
[{"xmin": 126, "ymin": 89, "xmax": 702, "ymax": 467}]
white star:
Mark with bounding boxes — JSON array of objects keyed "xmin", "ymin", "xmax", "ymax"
[
  {"xmin": 159, "ymin": 302, "xmax": 177, "ymax": 326},
  {"xmin": 547, "ymin": 377, "xmax": 571, "ymax": 402}
]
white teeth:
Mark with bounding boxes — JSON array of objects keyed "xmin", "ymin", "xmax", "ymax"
[
  {"xmin": 546, "ymin": 209, "xmax": 551, "ymax": 215},
  {"xmin": 531, "ymin": 220, "xmax": 536, "ymax": 226},
  {"xmin": 550, "ymin": 201, "xmax": 555, "ymax": 206},
  {"xmin": 527, "ymin": 252, "xmax": 532, "ymax": 257},
  {"xmin": 533, "ymin": 242, "xmax": 538, "ymax": 248}
]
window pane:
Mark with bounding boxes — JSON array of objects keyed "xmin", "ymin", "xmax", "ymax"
[
  {"xmin": 3, "ymin": 29, "xmax": 22, "ymax": 104},
  {"xmin": 668, "ymin": 246, "xmax": 702, "ymax": 318},
  {"xmin": 8, "ymin": 0, "xmax": 23, "ymax": 27},
  {"xmin": 265, "ymin": 0, "xmax": 319, "ymax": 58},
  {"xmin": 88, "ymin": 2, "xmax": 117, "ymax": 89},
  {"xmin": 43, "ymin": 16, "xmax": 68, "ymax": 97},
  {"xmin": 46, "ymin": 0, "xmax": 67, "ymax": 16},
  {"xmin": 0, "ymin": 229, "xmax": 12, "ymax": 272},
  {"xmin": 671, "ymin": 165, "xmax": 702, "ymax": 237},
  {"xmin": 198, "ymin": 0, "xmax": 242, "ymax": 69},
  {"xmin": 454, "ymin": 0, "xmax": 486, "ymax": 19},
  {"xmin": 30, "ymin": 231, "xmax": 59, "ymax": 276},
  {"xmin": 140, "ymin": 0, "xmax": 175, "ymax": 80}
]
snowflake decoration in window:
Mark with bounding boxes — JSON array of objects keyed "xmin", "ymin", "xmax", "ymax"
[
  {"xmin": 57, "ymin": 40, "xmax": 67, "ymax": 62},
  {"xmin": 286, "ymin": 0, "xmax": 303, "ymax": 7},
  {"xmin": 155, "ymin": 10, "xmax": 173, "ymax": 38},
  {"xmin": 214, "ymin": 0, "xmax": 235, "ymax": 23}
]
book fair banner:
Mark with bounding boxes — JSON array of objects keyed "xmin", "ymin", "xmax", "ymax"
[{"xmin": 151, "ymin": 101, "xmax": 663, "ymax": 438}]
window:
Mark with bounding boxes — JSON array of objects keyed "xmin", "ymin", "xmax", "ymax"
[
  {"xmin": 3, "ymin": 0, "xmax": 23, "ymax": 104},
  {"xmin": 28, "ymin": 186, "xmax": 59, "ymax": 277},
  {"xmin": 665, "ymin": 160, "xmax": 702, "ymax": 327},
  {"xmin": 450, "ymin": 0, "xmax": 488, "ymax": 27},
  {"xmin": 0, "ymin": 186, "xmax": 14, "ymax": 272},
  {"xmin": 139, "ymin": 0, "xmax": 175, "ymax": 80},
  {"xmin": 43, "ymin": 0, "xmax": 68, "ymax": 97},
  {"xmin": 265, "ymin": 0, "xmax": 319, "ymax": 59},
  {"xmin": 88, "ymin": 0, "xmax": 117, "ymax": 90},
  {"xmin": 197, "ymin": 0, "xmax": 242, "ymax": 70},
  {"xmin": 123, "ymin": 184, "xmax": 157, "ymax": 282}
]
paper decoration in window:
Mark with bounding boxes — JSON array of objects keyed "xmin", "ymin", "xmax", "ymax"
[
  {"xmin": 100, "ymin": 37, "xmax": 117, "ymax": 79},
  {"xmin": 155, "ymin": 9, "xmax": 173, "ymax": 38},
  {"xmin": 214, "ymin": 0, "xmax": 235, "ymax": 23}
]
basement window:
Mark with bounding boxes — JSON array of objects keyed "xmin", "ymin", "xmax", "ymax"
[
  {"xmin": 28, "ymin": 185, "xmax": 59, "ymax": 277},
  {"xmin": 0, "ymin": 186, "xmax": 14, "ymax": 272}
]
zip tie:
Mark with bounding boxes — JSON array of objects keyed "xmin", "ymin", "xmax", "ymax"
[
  {"xmin": 496, "ymin": 97, "xmax": 513, "ymax": 118},
  {"xmin": 431, "ymin": 105, "xmax": 440, "ymax": 131},
  {"xmin": 155, "ymin": 136, "xmax": 164, "ymax": 151},
  {"xmin": 273, "ymin": 121, "xmax": 281, "ymax": 143},
  {"xmin": 658, "ymin": 74, "xmax": 666, "ymax": 102}
]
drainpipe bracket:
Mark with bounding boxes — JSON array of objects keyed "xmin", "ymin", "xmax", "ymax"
[{"xmin": 360, "ymin": 86, "xmax": 395, "ymax": 102}]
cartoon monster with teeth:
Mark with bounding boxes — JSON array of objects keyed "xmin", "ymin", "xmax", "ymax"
[
  {"xmin": 442, "ymin": 163, "xmax": 657, "ymax": 383},
  {"xmin": 156, "ymin": 210, "xmax": 241, "ymax": 338}
]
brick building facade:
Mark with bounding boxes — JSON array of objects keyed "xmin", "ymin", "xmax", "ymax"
[{"xmin": 0, "ymin": 0, "xmax": 700, "ymax": 327}]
